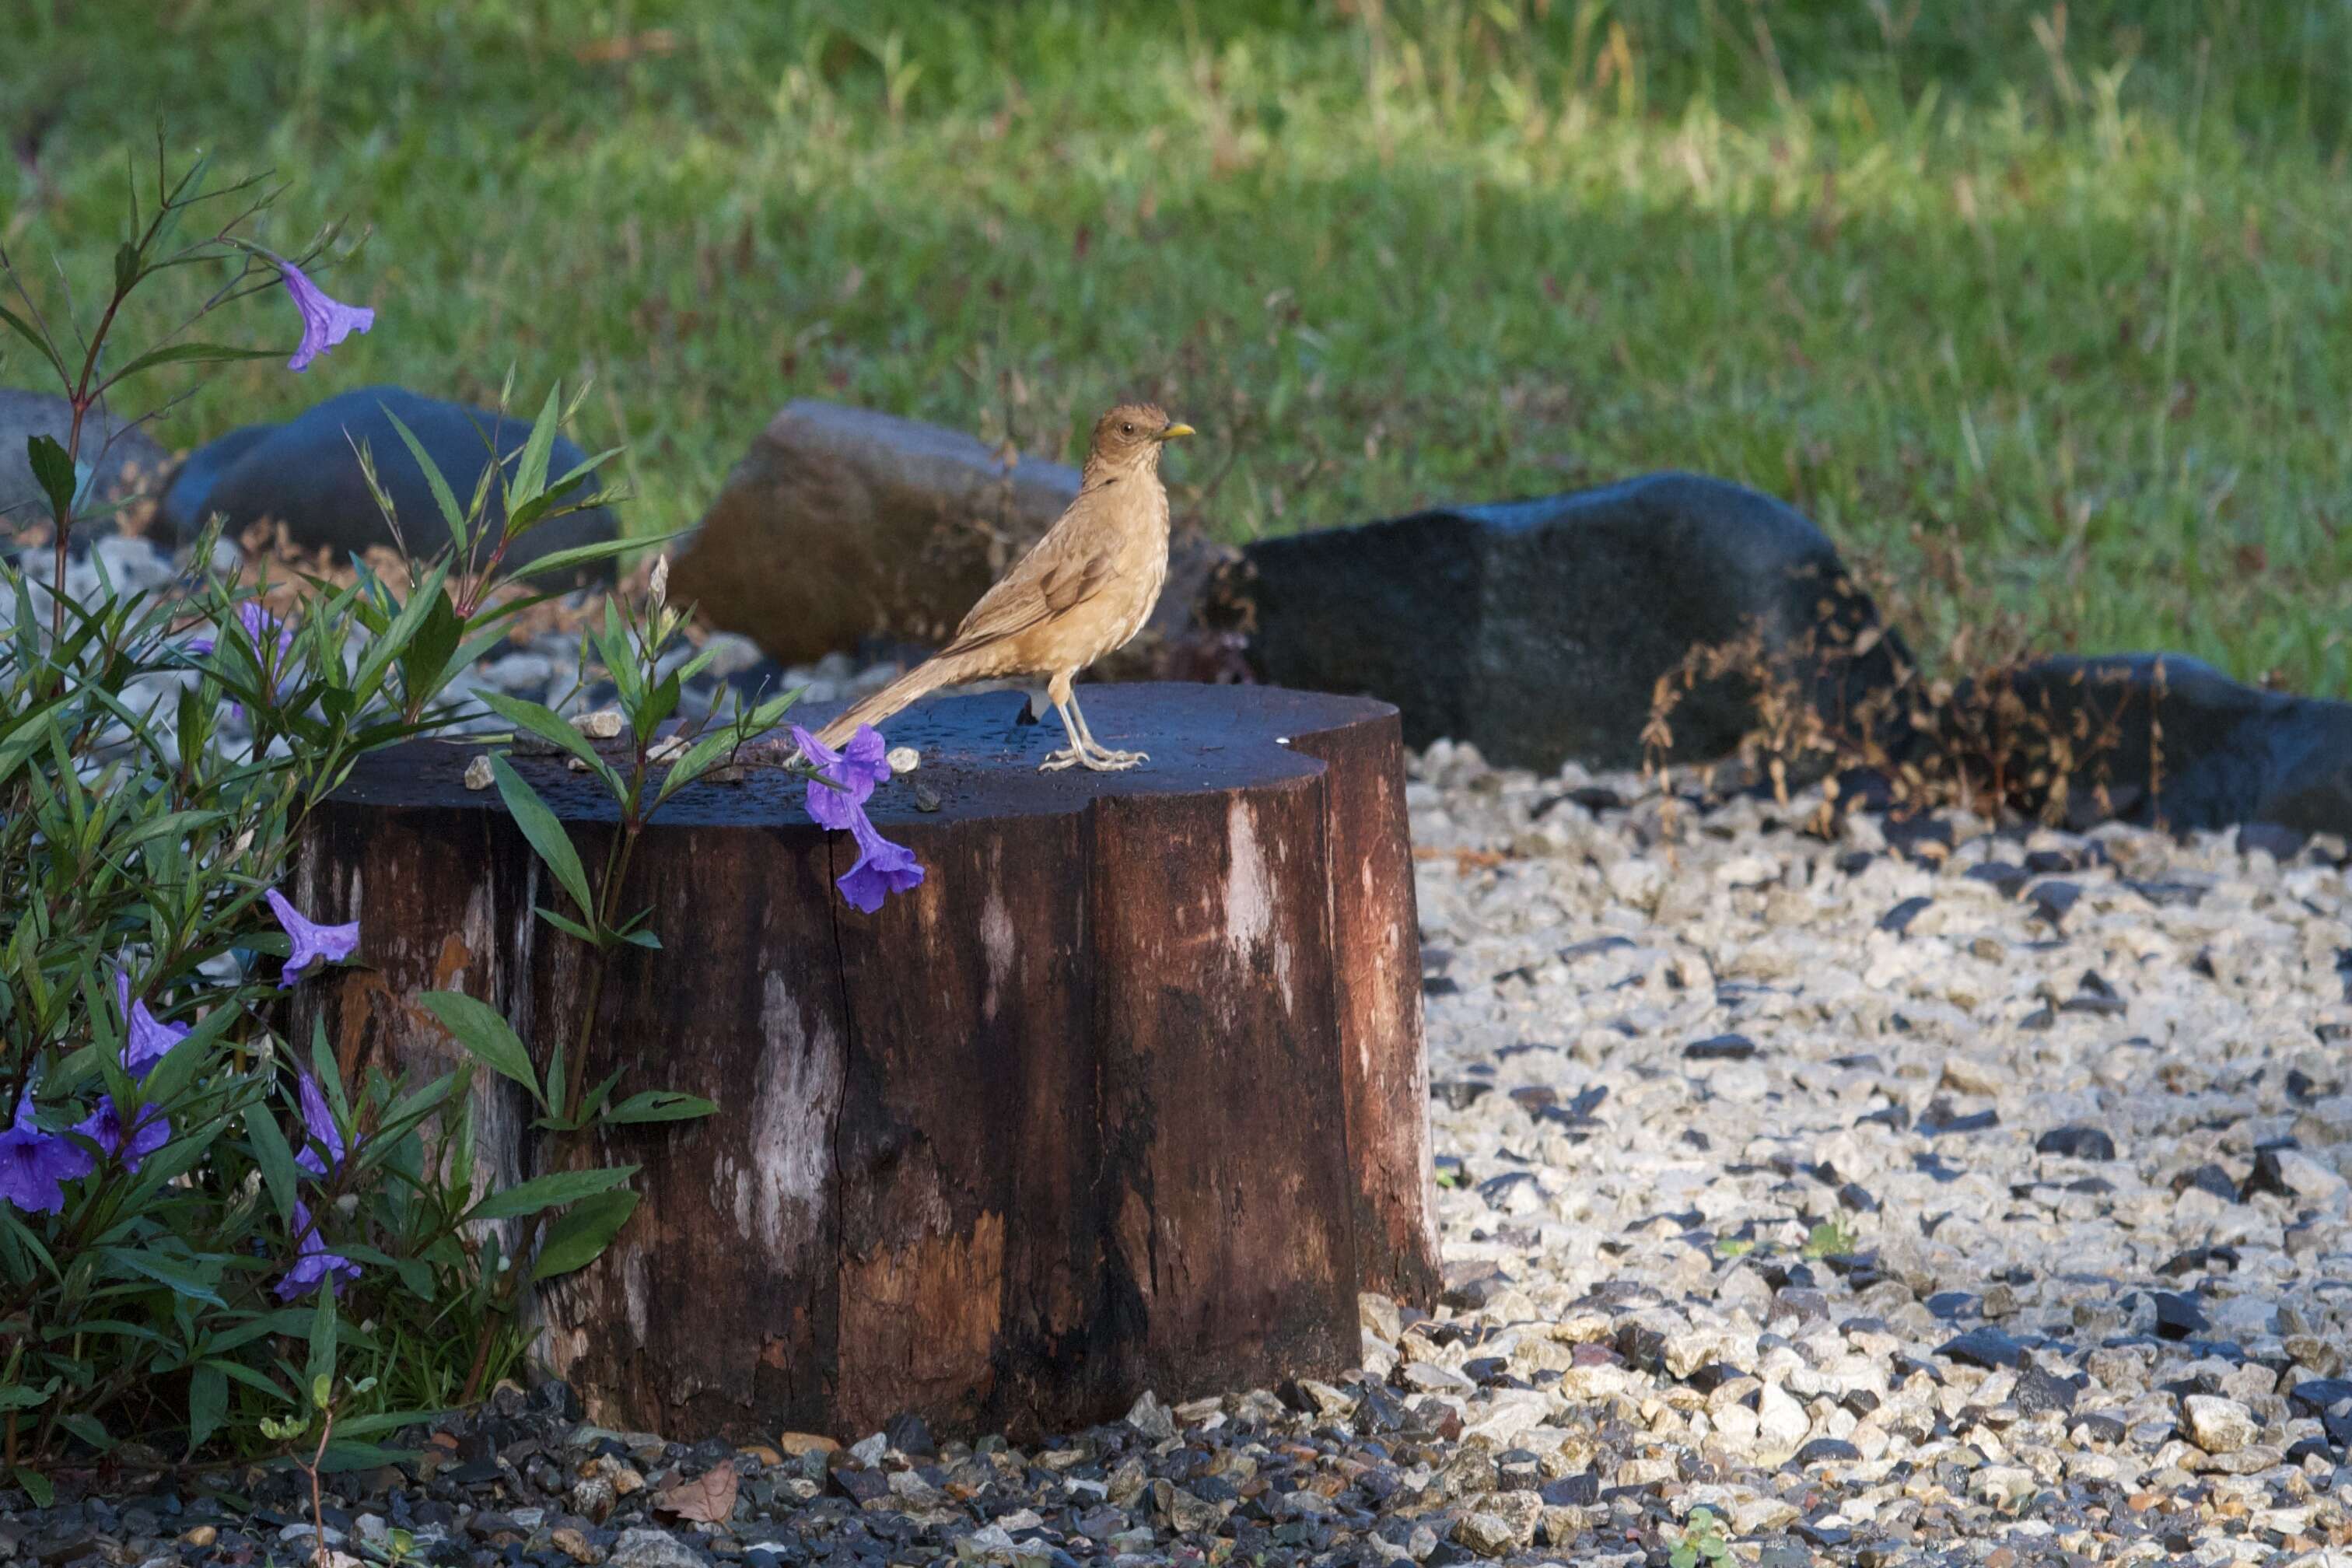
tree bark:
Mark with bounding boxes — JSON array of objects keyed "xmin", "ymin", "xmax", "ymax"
[{"xmin": 292, "ymin": 683, "xmax": 1437, "ymax": 1440}]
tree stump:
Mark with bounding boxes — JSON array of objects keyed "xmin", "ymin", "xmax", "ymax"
[{"xmin": 292, "ymin": 683, "xmax": 1438, "ymax": 1440}]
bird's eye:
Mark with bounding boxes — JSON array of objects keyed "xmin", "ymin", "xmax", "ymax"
[{"xmin": 1121, "ymin": 422, "xmax": 1135, "ymax": 435}]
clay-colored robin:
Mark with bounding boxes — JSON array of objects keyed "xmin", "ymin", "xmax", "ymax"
[{"xmin": 810, "ymin": 403, "xmax": 1193, "ymax": 771}]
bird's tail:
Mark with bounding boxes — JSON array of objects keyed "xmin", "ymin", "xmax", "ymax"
[{"xmin": 814, "ymin": 652, "xmax": 974, "ymax": 750}]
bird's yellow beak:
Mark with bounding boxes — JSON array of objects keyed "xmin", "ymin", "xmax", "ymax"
[{"xmin": 1157, "ymin": 422, "xmax": 1196, "ymax": 441}]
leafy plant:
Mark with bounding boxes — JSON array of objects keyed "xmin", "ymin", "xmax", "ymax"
[
  {"xmin": 1669, "ymin": 1505, "xmax": 1734, "ymax": 1568},
  {"xmin": 0, "ymin": 144, "xmax": 707, "ymax": 1476},
  {"xmin": 1803, "ymin": 1219, "xmax": 1860, "ymax": 1260}
]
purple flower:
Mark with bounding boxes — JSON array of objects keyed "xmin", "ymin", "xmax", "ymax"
[
  {"xmin": 72, "ymin": 1095, "xmax": 170, "ymax": 1176},
  {"xmin": 836, "ymin": 807, "xmax": 925, "ymax": 914},
  {"xmin": 264, "ymin": 890, "xmax": 360, "ymax": 989},
  {"xmin": 273, "ymin": 1199, "xmax": 360, "ymax": 1300},
  {"xmin": 790, "ymin": 724, "xmax": 892, "ymax": 831},
  {"xmin": 292, "ymin": 1072, "xmax": 346, "ymax": 1178},
  {"xmin": 114, "ymin": 970, "xmax": 191, "ymax": 1077},
  {"xmin": 275, "ymin": 257, "xmax": 375, "ymax": 373},
  {"xmin": 191, "ymin": 603, "xmax": 298, "ymax": 718},
  {"xmin": 0, "ymin": 1091, "xmax": 93, "ymax": 1215}
]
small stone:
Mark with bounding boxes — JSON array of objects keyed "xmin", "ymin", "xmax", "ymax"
[
  {"xmin": 776, "ymin": 1432, "xmax": 838, "ymax": 1458},
  {"xmin": 464, "ymin": 753, "xmax": 495, "ymax": 790},
  {"xmin": 1877, "ymin": 895, "xmax": 1931, "ymax": 935},
  {"xmin": 886, "ymin": 745, "xmax": 919, "ymax": 774},
  {"xmin": 2182, "ymin": 1395, "xmax": 2259, "ymax": 1454},
  {"xmin": 2037, "ymin": 1125, "xmax": 2117, "ymax": 1161},
  {"xmin": 180, "ymin": 1527, "xmax": 218, "ymax": 1549},
  {"xmin": 1757, "ymin": 1382, "xmax": 1809, "ymax": 1449},
  {"xmin": 1125, "ymin": 1389, "xmax": 1177, "ymax": 1442},
  {"xmin": 607, "ymin": 1528, "xmax": 706, "ymax": 1568},
  {"xmin": 550, "ymin": 1527, "xmax": 598, "ymax": 1564},
  {"xmin": 572, "ymin": 708, "xmax": 625, "ymax": 739},
  {"xmin": 1938, "ymin": 1327, "xmax": 2030, "ymax": 1370},
  {"xmin": 848, "ymin": 1430, "xmax": 888, "ymax": 1465}
]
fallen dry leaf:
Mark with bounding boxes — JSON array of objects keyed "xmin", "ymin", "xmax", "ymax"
[{"xmin": 652, "ymin": 1461, "xmax": 738, "ymax": 1525}]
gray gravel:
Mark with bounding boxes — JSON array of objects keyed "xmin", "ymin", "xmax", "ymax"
[{"xmin": 11, "ymin": 561, "xmax": 2352, "ymax": 1566}]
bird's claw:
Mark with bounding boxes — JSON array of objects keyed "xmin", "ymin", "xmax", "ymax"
[{"xmin": 1039, "ymin": 745, "xmax": 1149, "ymax": 773}]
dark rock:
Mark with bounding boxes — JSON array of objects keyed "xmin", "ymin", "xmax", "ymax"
[
  {"xmin": 2238, "ymin": 821, "xmax": 2308, "ymax": 859},
  {"xmin": 1937, "ymin": 1327, "xmax": 2029, "ymax": 1370},
  {"xmin": 2153, "ymin": 1293, "xmax": 2210, "ymax": 1340},
  {"xmin": 1876, "ymin": 896, "xmax": 1932, "ymax": 936},
  {"xmin": 1836, "ymin": 1181, "xmax": 1881, "ymax": 1214},
  {"xmin": 1882, "ymin": 816, "xmax": 1953, "ymax": 864},
  {"xmin": 1925, "ymin": 1292, "xmax": 1979, "ymax": 1322},
  {"xmin": 0, "ymin": 387, "xmax": 171, "ymax": 546},
  {"xmin": 1965, "ymin": 861, "xmax": 2029, "ymax": 897},
  {"xmin": 1430, "ymin": 1079, "xmax": 1491, "ymax": 1111},
  {"xmin": 2061, "ymin": 970, "xmax": 2128, "ymax": 1017},
  {"xmin": 2013, "ymin": 1367, "xmax": 2080, "ymax": 1416},
  {"xmin": 1682, "ymin": 1034, "xmax": 1759, "ymax": 1062},
  {"xmin": 1794, "ymin": 1438, "xmax": 1862, "ymax": 1465},
  {"xmin": 882, "ymin": 1412, "xmax": 936, "ymax": 1457},
  {"xmin": 159, "ymin": 387, "xmax": 621, "ymax": 581},
  {"xmin": 2027, "ymin": 880, "xmax": 2081, "ymax": 928},
  {"xmin": 1241, "ymin": 472, "xmax": 1909, "ymax": 772},
  {"xmin": 2287, "ymin": 1377, "xmax": 2352, "ymax": 1416},
  {"xmin": 1835, "ymin": 850, "xmax": 1875, "ymax": 876},
  {"xmin": 1952, "ymin": 654, "xmax": 2352, "ymax": 837},
  {"xmin": 2240, "ymin": 1146, "xmax": 2302, "ymax": 1202},
  {"xmin": 2172, "ymin": 1164, "xmax": 2240, "ymax": 1204},
  {"xmin": 1918, "ymin": 1099, "xmax": 1998, "ymax": 1136},
  {"xmin": 2036, "ymin": 1125, "xmax": 2117, "ymax": 1161},
  {"xmin": 1558, "ymin": 935, "xmax": 1636, "ymax": 963},
  {"xmin": 1540, "ymin": 1472, "xmax": 1600, "ymax": 1507}
]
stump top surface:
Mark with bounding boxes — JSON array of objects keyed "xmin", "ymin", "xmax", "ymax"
[{"xmin": 331, "ymin": 682, "xmax": 1399, "ymax": 826}]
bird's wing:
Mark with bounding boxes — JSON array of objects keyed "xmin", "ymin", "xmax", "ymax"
[{"xmin": 944, "ymin": 493, "xmax": 1119, "ymax": 653}]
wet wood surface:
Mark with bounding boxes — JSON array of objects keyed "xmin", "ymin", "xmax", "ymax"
[{"xmin": 292, "ymin": 683, "xmax": 1437, "ymax": 1440}]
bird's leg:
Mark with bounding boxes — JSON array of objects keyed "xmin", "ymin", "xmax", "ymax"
[
  {"xmin": 1039, "ymin": 696, "xmax": 1090, "ymax": 772},
  {"xmin": 1066, "ymin": 690, "xmax": 1148, "ymax": 770}
]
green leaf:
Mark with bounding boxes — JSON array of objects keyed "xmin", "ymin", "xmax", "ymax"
[
  {"xmin": 476, "ymin": 692, "xmax": 622, "ymax": 800},
  {"xmin": 383, "ymin": 405, "xmax": 473, "ymax": 558},
  {"xmin": 531, "ymin": 1189, "xmax": 639, "ymax": 1279},
  {"xmin": 507, "ymin": 385, "xmax": 563, "ymax": 512},
  {"xmin": 418, "ymin": 992, "xmax": 545, "ymax": 1110},
  {"xmin": 504, "ymin": 529, "xmax": 679, "ymax": 585},
  {"xmin": 487, "ymin": 753, "xmax": 598, "ymax": 922},
  {"xmin": 186, "ymin": 1364, "xmax": 226, "ymax": 1454},
  {"xmin": 101, "ymin": 341, "xmax": 281, "ymax": 385},
  {"xmin": 241, "ymin": 1103, "xmax": 300, "ymax": 1223},
  {"xmin": 26, "ymin": 434, "xmax": 75, "ymax": 525},
  {"xmin": 98, "ymin": 1246, "xmax": 223, "ymax": 1307},
  {"xmin": 14, "ymin": 1468, "xmax": 53, "ymax": 1507},
  {"xmin": 602, "ymin": 1090, "xmax": 717, "ymax": 1125},
  {"xmin": 306, "ymin": 1287, "xmax": 338, "ymax": 1401},
  {"xmin": 0, "ymin": 1384, "xmax": 48, "ymax": 1412},
  {"xmin": 534, "ymin": 905, "xmax": 598, "ymax": 943},
  {"xmin": 0, "ymin": 301, "xmax": 65, "ymax": 381},
  {"xmin": 397, "ymin": 586, "xmax": 464, "ymax": 707},
  {"xmin": 465, "ymin": 1165, "xmax": 636, "ymax": 1223}
]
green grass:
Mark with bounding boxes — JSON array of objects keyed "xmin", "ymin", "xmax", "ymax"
[{"xmin": 12, "ymin": 0, "xmax": 2352, "ymax": 689}]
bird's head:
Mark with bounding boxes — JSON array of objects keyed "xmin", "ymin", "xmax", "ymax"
[{"xmin": 1086, "ymin": 403, "xmax": 1195, "ymax": 478}]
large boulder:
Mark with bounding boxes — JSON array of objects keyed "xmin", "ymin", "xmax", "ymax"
[
  {"xmin": 0, "ymin": 388, "xmax": 171, "ymax": 546},
  {"xmin": 158, "ymin": 386, "xmax": 621, "ymax": 580},
  {"xmin": 670, "ymin": 401, "xmax": 1085, "ymax": 666},
  {"xmin": 671, "ymin": 399, "xmax": 1244, "ymax": 679},
  {"xmin": 1953, "ymin": 654, "xmax": 2352, "ymax": 836},
  {"xmin": 1238, "ymin": 472, "xmax": 1909, "ymax": 772}
]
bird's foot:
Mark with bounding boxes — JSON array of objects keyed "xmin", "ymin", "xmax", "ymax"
[{"xmin": 1039, "ymin": 744, "xmax": 1149, "ymax": 773}]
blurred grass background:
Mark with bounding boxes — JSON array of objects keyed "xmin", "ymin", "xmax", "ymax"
[{"xmin": 8, "ymin": 0, "xmax": 2352, "ymax": 688}]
